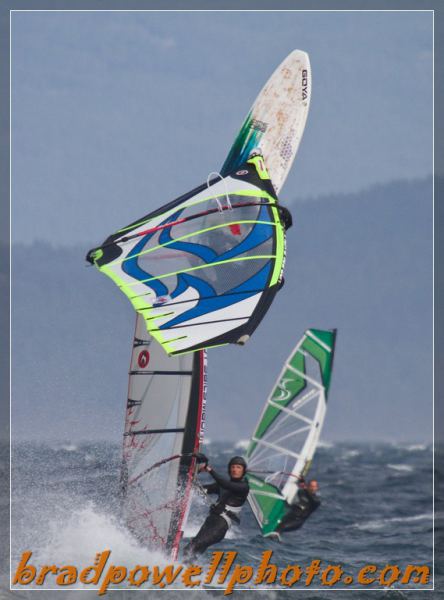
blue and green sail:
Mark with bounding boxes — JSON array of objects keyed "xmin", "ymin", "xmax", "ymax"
[{"xmin": 87, "ymin": 156, "xmax": 291, "ymax": 356}]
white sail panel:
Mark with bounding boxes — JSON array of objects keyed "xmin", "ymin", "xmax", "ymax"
[{"xmin": 121, "ymin": 315, "xmax": 207, "ymax": 558}]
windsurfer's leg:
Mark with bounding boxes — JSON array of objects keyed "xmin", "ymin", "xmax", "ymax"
[
  {"xmin": 184, "ymin": 514, "xmax": 228, "ymax": 558},
  {"xmin": 276, "ymin": 510, "xmax": 306, "ymax": 533}
]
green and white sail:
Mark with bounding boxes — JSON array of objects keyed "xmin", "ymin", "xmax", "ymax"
[{"xmin": 246, "ymin": 328, "xmax": 337, "ymax": 536}]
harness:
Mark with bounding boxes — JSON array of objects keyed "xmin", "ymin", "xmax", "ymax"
[{"xmin": 210, "ymin": 503, "xmax": 243, "ymax": 527}]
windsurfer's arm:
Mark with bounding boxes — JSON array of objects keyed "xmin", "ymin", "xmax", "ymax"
[
  {"xmin": 196, "ymin": 457, "xmax": 218, "ymax": 494},
  {"xmin": 299, "ymin": 488, "xmax": 321, "ymax": 510},
  {"xmin": 306, "ymin": 490, "xmax": 321, "ymax": 509},
  {"xmin": 206, "ymin": 467, "xmax": 249, "ymax": 495},
  {"xmin": 202, "ymin": 482, "xmax": 219, "ymax": 495}
]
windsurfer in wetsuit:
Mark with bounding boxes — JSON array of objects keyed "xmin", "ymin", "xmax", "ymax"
[
  {"xmin": 183, "ymin": 455, "xmax": 249, "ymax": 561},
  {"xmin": 273, "ymin": 479, "xmax": 321, "ymax": 539}
]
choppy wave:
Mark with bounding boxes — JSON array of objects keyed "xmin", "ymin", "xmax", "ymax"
[
  {"xmin": 12, "ymin": 501, "xmax": 171, "ymax": 592},
  {"xmin": 352, "ymin": 513, "xmax": 433, "ymax": 531},
  {"xmin": 392, "ymin": 443, "xmax": 429, "ymax": 452},
  {"xmin": 404, "ymin": 444, "xmax": 428, "ymax": 452},
  {"xmin": 37, "ymin": 502, "xmax": 163, "ymax": 567},
  {"xmin": 317, "ymin": 440, "xmax": 334, "ymax": 448},
  {"xmin": 234, "ymin": 439, "xmax": 249, "ymax": 450},
  {"xmin": 342, "ymin": 449, "xmax": 361, "ymax": 459},
  {"xmin": 49, "ymin": 443, "xmax": 78, "ymax": 453},
  {"xmin": 387, "ymin": 464, "xmax": 414, "ymax": 472},
  {"xmin": 8, "ymin": 441, "xmax": 434, "ymax": 593}
]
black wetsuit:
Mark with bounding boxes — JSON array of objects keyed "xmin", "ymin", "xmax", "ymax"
[
  {"xmin": 183, "ymin": 468, "xmax": 249, "ymax": 558},
  {"xmin": 277, "ymin": 488, "xmax": 321, "ymax": 533}
]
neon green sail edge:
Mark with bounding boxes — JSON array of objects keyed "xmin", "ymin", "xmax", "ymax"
[{"xmin": 88, "ymin": 154, "xmax": 289, "ymax": 356}]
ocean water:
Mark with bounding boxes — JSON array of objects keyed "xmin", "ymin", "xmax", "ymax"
[{"xmin": 3, "ymin": 440, "xmax": 442, "ymax": 599}]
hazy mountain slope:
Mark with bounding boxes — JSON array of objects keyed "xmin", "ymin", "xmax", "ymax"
[{"xmin": 10, "ymin": 177, "xmax": 433, "ymax": 443}]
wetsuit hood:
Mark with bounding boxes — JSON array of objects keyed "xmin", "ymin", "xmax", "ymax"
[{"xmin": 228, "ymin": 456, "xmax": 247, "ymax": 477}]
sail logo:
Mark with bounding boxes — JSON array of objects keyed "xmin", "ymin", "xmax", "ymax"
[
  {"xmin": 273, "ymin": 377, "xmax": 294, "ymax": 402},
  {"xmin": 154, "ymin": 295, "xmax": 171, "ymax": 306},
  {"xmin": 302, "ymin": 70, "xmax": 308, "ymax": 100},
  {"xmin": 138, "ymin": 350, "xmax": 150, "ymax": 369}
]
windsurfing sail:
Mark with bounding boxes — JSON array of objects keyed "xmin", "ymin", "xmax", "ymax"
[
  {"xmin": 246, "ymin": 328, "xmax": 337, "ymax": 536},
  {"xmin": 87, "ymin": 155, "xmax": 290, "ymax": 356},
  {"xmin": 120, "ymin": 316, "xmax": 207, "ymax": 560}
]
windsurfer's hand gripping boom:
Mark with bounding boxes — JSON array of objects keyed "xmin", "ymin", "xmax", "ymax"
[{"xmin": 194, "ymin": 452, "xmax": 209, "ymax": 471}]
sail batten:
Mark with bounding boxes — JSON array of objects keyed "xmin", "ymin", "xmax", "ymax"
[{"xmin": 120, "ymin": 316, "xmax": 207, "ymax": 559}]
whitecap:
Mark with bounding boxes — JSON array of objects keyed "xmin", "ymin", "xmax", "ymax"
[
  {"xmin": 387, "ymin": 464, "xmax": 413, "ymax": 472},
  {"xmin": 13, "ymin": 501, "xmax": 179, "ymax": 591},
  {"xmin": 184, "ymin": 522, "xmax": 204, "ymax": 537},
  {"xmin": 405, "ymin": 444, "xmax": 428, "ymax": 451},
  {"xmin": 352, "ymin": 513, "xmax": 432, "ymax": 531},
  {"xmin": 391, "ymin": 442, "xmax": 429, "ymax": 452},
  {"xmin": 39, "ymin": 502, "xmax": 165, "ymax": 566},
  {"xmin": 48, "ymin": 443, "xmax": 78, "ymax": 452},
  {"xmin": 61, "ymin": 443, "xmax": 78, "ymax": 452},
  {"xmin": 317, "ymin": 440, "xmax": 334, "ymax": 449},
  {"xmin": 342, "ymin": 449, "xmax": 361, "ymax": 459},
  {"xmin": 234, "ymin": 439, "xmax": 249, "ymax": 450},
  {"xmin": 388, "ymin": 513, "xmax": 433, "ymax": 524}
]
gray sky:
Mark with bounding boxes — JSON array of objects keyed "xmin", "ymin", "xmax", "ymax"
[
  {"xmin": 12, "ymin": 10, "xmax": 432, "ymax": 245},
  {"xmin": 10, "ymin": 10, "xmax": 433, "ymax": 443}
]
